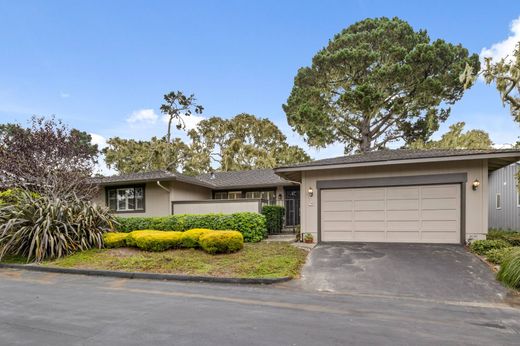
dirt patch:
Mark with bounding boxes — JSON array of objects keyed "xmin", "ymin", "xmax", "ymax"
[{"xmin": 106, "ymin": 248, "xmax": 141, "ymax": 257}]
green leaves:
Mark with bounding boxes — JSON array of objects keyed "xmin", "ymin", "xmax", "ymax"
[
  {"xmin": 408, "ymin": 122, "xmax": 493, "ymax": 150},
  {"xmin": 284, "ymin": 17, "xmax": 480, "ymax": 153}
]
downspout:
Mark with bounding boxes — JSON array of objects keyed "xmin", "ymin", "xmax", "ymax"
[
  {"xmin": 157, "ymin": 180, "xmax": 173, "ymax": 214},
  {"xmin": 156, "ymin": 180, "xmax": 171, "ymax": 193}
]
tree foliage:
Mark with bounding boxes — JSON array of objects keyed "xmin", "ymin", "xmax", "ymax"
[
  {"xmin": 408, "ymin": 122, "xmax": 493, "ymax": 150},
  {"xmin": 283, "ymin": 17, "xmax": 480, "ymax": 153},
  {"xmin": 0, "ymin": 116, "xmax": 99, "ymax": 200},
  {"xmin": 160, "ymin": 91, "xmax": 203, "ymax": 143},
  {"xmin": 187, "ymin": 113, "xmax": 311, "ymax": 172}
]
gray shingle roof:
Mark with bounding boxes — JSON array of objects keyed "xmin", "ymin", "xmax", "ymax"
[
  {"xmin": 91, "ymin": 168, "xmax": 294, "ymax": 189},
  {"xmin": 276, "ymin": 149, "xmax": 520, "ymax": 170},
  {"xmin": 196, "ymin": 169, "xmax": 295, "ymax": 189}
]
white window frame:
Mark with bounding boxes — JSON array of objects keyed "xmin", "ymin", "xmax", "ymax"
[
  {"xmin": 496, "ymin": 193, "xmax": 502, "ymax": 210},
  {"xmin": 227, "ymin": 191, "xmax": 242, "ymax": 200},
  {"xmin": 107, "ymin": 186, "xmax": 144, "ymax": 212}
]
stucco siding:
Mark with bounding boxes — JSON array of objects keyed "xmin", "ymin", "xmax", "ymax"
[
  {"xmin": 172, "ymin": 200, "xmax": 261, "ymax": 214},
  {"xmin": 488, "ymin": 163, "xmax": 520, "ymax": 230},
  {"xmin": 300, "ymin": 159, "xmax": 488, "ymax": 243},
  {"xmin": 170, "ymin": 181, "xmax": 212, "ymax": 201}
]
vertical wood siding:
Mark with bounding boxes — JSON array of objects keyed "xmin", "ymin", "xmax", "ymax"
[{"xmin": 488, "ymin": 163, "xmax": 520, "ymax": 230}]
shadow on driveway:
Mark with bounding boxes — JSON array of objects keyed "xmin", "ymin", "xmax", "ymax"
[{"xmin": 287, "ymin": 243, "xmax": 509, "ymax": 303}]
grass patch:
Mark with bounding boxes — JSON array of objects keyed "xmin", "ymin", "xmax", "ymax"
[{"xmin": 42, "ymin": 242, "xmax": 308, "ymax": 279}]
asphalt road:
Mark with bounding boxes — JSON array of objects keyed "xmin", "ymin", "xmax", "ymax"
[{"xmin": 0, "ymin": 269, "xmax": 519, "ymax": 346}]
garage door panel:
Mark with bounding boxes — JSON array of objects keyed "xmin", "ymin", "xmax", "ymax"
[
  {"xmin": 421, "ymin": 185, "xmax": 458, "ymax": 198},
  {"xmin": 386, "ymin": 232, "xmax": 420, "ymax": 242},
  {"xmin": 355, "ymin": 210, "xmax": 386, "ymax": 221},
  {"xmin": 422, "ymin": 198, "xmax": 458, "ymax": 210},
  {"xmin": 354, "ymin": 200, "xmax": 385, "ymax": 211},
  {"xmin": 386, "ymin": 186, "xmax": 419, "ymax": 199},
  {"xmin": 321, "ymin": 211, "xmax": 353, "ymax": 221},
  {"xmin": 386, "ymin": 210, "xmax": 420, "ymax": 221},
  {"xmin": 421, "ymin": 209, "xmax": 458, "ymax": 221},
  {"xmin": 322, "ymin": 201, "xmax": 353, "ymax": 212},
  {"xmin": 354, "ymin": 221, "xmax": 386, "ymax": 231},
  {"xmin": 320, "ymin": 184, "xmax": 460, "ymax": 244},
  {"xmin": 386, "ymin": 199, "xmax": 419, "ymax": 210},
  {"xmin": 322, "ymin": 221, "xmax": 354, "ymax": 231},
  {"xmin": 387, "ymin": 221, "xmax": 421, "ymax": 231},
  {"xmin": 353, "ymin": 231, "xmax": 387, "ymax": 242},
  {"xmin": 322, "ymin": 231, "xmax": 354, "ymax": 242}
]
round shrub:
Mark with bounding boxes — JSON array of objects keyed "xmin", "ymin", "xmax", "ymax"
[
  {"xmin": 181, "ymin": 229, "xmax": 212, "ymax": 248},
  {"xmin": 104, "ymin": 233, "xmax": 128, "ymax": 248},
  {"xmin": 128, "ymin": 230, "xmax": 183, "ymax": 252},
  {"xmin": 199, "ymin": 231, "xmax": 244, "ymax": 254},
  {"xmin": 486, "ymin": 247, "xmax": 520, "ymax": 265},
  {"xmin": 497, "ymin": 248, "xmax": 520, "ymax": 289},
  {"xmin": 487, "ymin": 229, "xmax": 520, "ymax": 246},
  {"xmin": 469, "ymin": 239, "xmax": 511, "ymax": 256}
]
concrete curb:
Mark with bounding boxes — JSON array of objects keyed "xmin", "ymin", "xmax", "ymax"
[{"xmin": 0, "ymin": 263, "xmax": 291, "ymax": 285}]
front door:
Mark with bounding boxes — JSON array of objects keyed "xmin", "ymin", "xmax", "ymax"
[{"xmin": 284, "ymin": 187, "xmax": 300, "ymax": 227}]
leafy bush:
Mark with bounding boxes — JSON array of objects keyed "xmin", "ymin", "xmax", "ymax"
[
  {"xmin": 104, "ymin": 233, "xmax": 128, "ymax": 248},
  {"xmin": 486, "ymin": 247, "xmax": 520, "ymax": 265},
  {"xmin": 487, "ymin": 229, "xmax": 520, "ymax": 246},
  {"xmin": 115, "ymin": 212, "xmax": 266, "ymax": 242},
  {"xmin": 181, "ymin": 229, "xmax": 212, "ymax": 248},
  {"xmin": 0, "ymin": 188, "xmax": 39, "ymax": 205},
  {"xmin": 127, "ymin": 230, "xmax": 183, "ymax": 252},
  {"xmin": 469, "ymin": 239, "xmax": 511, "ymax": 255},
  {"xmin": 0, "ymin": 191, "xmax": 116, "ymax": 262},
  {"xmin": 262, "ymin": 205, "xmax": 285, "ymax": 234},
  {"xmin": 199, "ymin": 231, "xmax": 244, "ymax": 254},
  {"xmin": 497, "ymin": 248, "xmax": 520, "ymax": 289}
]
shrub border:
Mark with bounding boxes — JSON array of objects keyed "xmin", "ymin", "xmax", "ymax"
[{"xmin": 0, "ymin": 263, "xmax": 291, "ymax": 285}]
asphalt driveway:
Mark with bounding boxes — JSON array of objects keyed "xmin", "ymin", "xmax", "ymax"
[{"xmin": 288, "ymin": 243, "xmax": 510, "ymax": 302}]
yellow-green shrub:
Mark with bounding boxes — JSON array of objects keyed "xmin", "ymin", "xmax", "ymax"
[
  {"xmin": 181, "ymin": 229, "xmax": 213, "ymax": 248},
  {"xmin": 104, "ymin": 233, "xmax": 128, "ymax": 248},
  {"xmin": 128, "ymin": 230, "xmax": 183, "ymax": 252},
  {"xmin": 199, "ymin": 231, "xmax": 244, "ymax": 254}
]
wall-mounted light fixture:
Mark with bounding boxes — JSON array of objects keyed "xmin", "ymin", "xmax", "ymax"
[
  {"xmin": 472, "ymin": 179, "xmax": 480, "ymax": 191},
  {"xmin": 278, "ymin": 193, "xmax": 283, "ymax": 200},
  {"xmin": 308, "ymin": 187, "xmax": 314, "ymax": 198}
]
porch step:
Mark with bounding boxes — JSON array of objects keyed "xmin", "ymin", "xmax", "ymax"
[{"xmin": 266, "ymin": 234, "xmax": 296, "ymax": 242}]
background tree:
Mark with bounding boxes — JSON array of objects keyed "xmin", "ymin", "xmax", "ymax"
[
  {"xmin": 283, "ymin": 17, "xmax": 480, "ymax": 153},
  {"xmin": 408, "ymin": 122, "xmax": 493, "ymax": 150},
  {"xmin": 0, "ymin": 116, "xmax": 99, "ymax": 199},
  {"xmin": 160, "ymin": 91, "xmax": 204, "ymax": 143},
  {"xmin": 187, "ymin": 113, "xmax": 311, "ymax": 172},
  {"xmin": 103, "ymin": 137, "xmax": 189, "ymax": 174}
]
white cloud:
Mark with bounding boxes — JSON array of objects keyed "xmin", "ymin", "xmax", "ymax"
[
  {"xmin": 90, "ymin": 133, "xmax": 107, "ymax": 149},
  {"xmin": 60, "ymin": 91, "xmax": 70, "ymax": 98},
  {"xmin": 161, "ymin": 113, "xmax": 205, "ymax": 131},
  {"xmin": 126, "ymin": 108, "xmax": 159, "ymax": 124},
  {"xmin": 481, "ymin": 16, "xmax": 520, "ymax": 62},
  {"xmin": 90, "ymin": 133, "xmax": 115, "ymax": 176}
]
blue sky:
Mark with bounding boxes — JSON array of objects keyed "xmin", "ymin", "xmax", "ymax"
[{"xmin": 0, "ymin": 0, "xmax": 519, "ymax": 174}]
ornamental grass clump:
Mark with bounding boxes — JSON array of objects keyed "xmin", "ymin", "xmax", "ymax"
[
  {"xmin": 0, "ymin": 191, "xmax": 116, "ymax": 262},
  {"xmin": 496, "ymin": 248, "xmax": 520, "ymax": 289}
]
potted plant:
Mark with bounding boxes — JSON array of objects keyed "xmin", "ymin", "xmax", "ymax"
[{"xmin": 304, "ymin": 232, "xmax": 314, "ymax": 244}]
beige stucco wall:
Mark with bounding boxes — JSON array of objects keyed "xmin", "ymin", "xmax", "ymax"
[
  {"xmin": 172, "ymin": 200, "xmax": 261, "ymax": 214},
  {"xmin": 300, "ymin": 159, "xmax": 488, "ymax": 243},
  {"xmin": 170, "ymin": 181, "xmax": 212, "ymax": 201}
]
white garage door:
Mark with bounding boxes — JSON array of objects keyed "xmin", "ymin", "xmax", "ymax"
[{"xmin": 320, "ymin": 184, "xmax": 461, "ymax": 244}]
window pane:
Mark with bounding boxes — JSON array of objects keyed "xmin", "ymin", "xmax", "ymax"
[
  {"xmin": 215, "ymin": 192, "xmax": 227, "ymax": 200},
  {"xmin": 136, "ymin": 197, "xmax": 144, "ymax": 210},
  {"xmin": 228, "ymin": 191, "xmax": 241, "ymax": 199},
  {"xmin": 245, "ymin": 192, "xmax": 253, "ymax": 199}
]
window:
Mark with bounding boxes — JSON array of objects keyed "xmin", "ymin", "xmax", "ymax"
[
  {"xmin": 245, "ymin": 190, "xmax": 276, "ymax": 201},
  {"xmin": 496, "ymin": 193, "xmax": 502, "ymax": 210},
  {"xmin": 227, "ymin": 191, "xmax": 242, "ymax": 200},
  {"xmin": 107, "ymin": 186, "xmax": 144, "ymax": 212},
  {"xmin": 214, "ymin": 192, "xmax": 228, "ymax": 200}
]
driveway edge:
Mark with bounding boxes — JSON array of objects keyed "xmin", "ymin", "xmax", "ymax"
[{"xmin": 0, "ymin": 263, "xmax": 291, "ymax": 285}]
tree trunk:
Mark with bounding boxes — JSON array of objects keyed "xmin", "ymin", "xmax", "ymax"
[{"xmin": 166, "ymin": 116, "xmax": 173, "ymax": 144}]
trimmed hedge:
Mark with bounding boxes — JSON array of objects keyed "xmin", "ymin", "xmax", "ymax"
[
  {"xmin": 486, "ymin": 247, "xmax": 520, "ymax": 265},
  {"xmin": 104, "ymin": 233, "xmax": 128, "ymax": 248},
  {"xmin": 487, "ymin": 229, "xmax": 520, "ymax": 246},
  {"xmin": 497, "ymin": 248, "xmax": 520, "ymax": 289},
  {"xmin": 115, "ymin": 212, "xmax": 266, "ymax": 242},
  {"xmin": 262, "ymin": 205, "xmax": 285, "ymax": 234},
  {"xmin": 103, "ymin": 229, "xmax": 244, "ymax": 254},
  {"xmin": 199, "ymin": 231, "xmax": 244, "ymax": 254},
  {"xmin": 469, "ymin": 239, "xmax": 511, "ymax": 255}
]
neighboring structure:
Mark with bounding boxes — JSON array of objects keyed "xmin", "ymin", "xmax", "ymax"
[
  {"xmin": 488, "ymin": 162, "xmax": 520, "ymax": 230},
  {"xmin": 275, "ymin": 149, "xmax": 520, "ymax": 244},
  {"xmin": 91, "ymin": 169, "xmax": 300, "ymax": 226}
]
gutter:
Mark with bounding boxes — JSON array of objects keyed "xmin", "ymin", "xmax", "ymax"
[{"xmin": 156, "ymin": 181, "xmax": 171, "ymax": 193}]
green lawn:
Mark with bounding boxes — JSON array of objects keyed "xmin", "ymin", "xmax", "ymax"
[{"xmin": 40, "ymin": 242, "xmax": 308, "ymax": 279}]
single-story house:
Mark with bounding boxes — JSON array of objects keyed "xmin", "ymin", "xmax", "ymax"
[
  {"xmin": 274, "ymin": 149, "xmax": 520, "ymax": 244},
  {"xmin": 91, "ymin": 169, "xmax": 301, "ymax": 226},
  {"xmin": 488, "ymin": 162, "xmax": 520, "ymax": 230}
]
